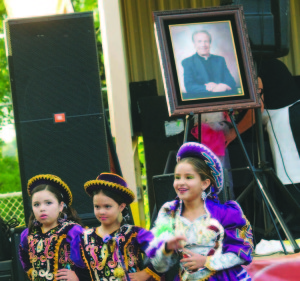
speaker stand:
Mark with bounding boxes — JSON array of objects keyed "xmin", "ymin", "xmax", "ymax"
[{"xmin": 228, "ymin": 108, "xmax": 300, "ymax": 254}]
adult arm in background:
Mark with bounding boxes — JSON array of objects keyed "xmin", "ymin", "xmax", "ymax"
[{"xmin": 225, "ymin": 77, "xmax": 264, "ymax": 146}]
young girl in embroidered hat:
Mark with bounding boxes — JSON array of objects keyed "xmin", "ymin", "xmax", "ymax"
[
  {"xmin": 71, "ymin": 172, "xmax": 162, "ymax": 281},
  {"xmin": 146, "ymin": 142, "xmax": 254, "ymax": 281},
  {"xmin": 18, "ymin": 174, "xmax": 90, "ymax": 281}
]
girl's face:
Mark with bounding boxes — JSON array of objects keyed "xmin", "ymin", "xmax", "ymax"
[
  {"xmin": 174, "ymin": 162, "xmax": 210, "ymax": 202},
  {"xmin": 93, "ymin": 192, "xmax": 125, "ymax": 227},
  {"xmin": 32, "ymin": 190, "xmax": 64, "ymax": 231}
]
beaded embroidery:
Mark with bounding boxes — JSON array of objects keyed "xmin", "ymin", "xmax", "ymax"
[{"xmin": 21, "ymin": 221, "xmax": 77, "ymax": 281}]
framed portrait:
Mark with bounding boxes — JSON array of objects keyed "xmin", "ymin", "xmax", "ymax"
[{"xmin": 153, "ymin": 5, "xmax": 260, "ymax": 116}]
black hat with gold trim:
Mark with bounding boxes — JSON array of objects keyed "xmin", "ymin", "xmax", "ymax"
[
  {"xmin": 27, "ymin": 174, "xmax": 73, "ymax": 206},
  {"xmin": 84, "ymin": 173, "xmax": 135, "ymax": 204}
]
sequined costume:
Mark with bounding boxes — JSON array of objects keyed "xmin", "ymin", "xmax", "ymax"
[
  {"xmin": 72, "ymin": 224, "xmax": 161, "ymax": 281},
  {"xmin": 147, "ymin": 198, "xmax": 254, "ymax": 281},
  {"xmin": 19, "ymin": 220, "xmax": 90, "ymax": 281}
]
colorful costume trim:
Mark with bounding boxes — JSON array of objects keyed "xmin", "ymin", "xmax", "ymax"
[
  {"xmin": 53, "ymin": 234, "xmax": 66, "ymax": 281},
  {"xmin": 123, "ymin": 232, "xmax": 137, "ymax": 270},
  {"xmin": 80, "ymin": 244, "xmax": 94, "ymax": 281},
  {"xmin": 144, "ymin": 267, "xmax": 161, "ymax": 281},
  {"xmin": 27, "ymin": 268, "xmax": 33, "ymax": 280},
  {"xmin": 19, "ymin": 221, "xmax": 89, "ymax": 281},
  {"xmin": 147, "ymin": 198, "xmax": 253, "ymax": 280},
  {"xmin": 179, "ymin": 267, "xmax": 216, "ymax": 281},
  {"xmin": 72, "ymin": 224, "xmax": 161, "ymax": 281},
  {"xmin": 162, "ymin": 246, "xmax": 174, "ymax": 256}
]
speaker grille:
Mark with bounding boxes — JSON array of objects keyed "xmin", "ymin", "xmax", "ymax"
[{"xmin": 5, "ymin": 12, "xmax": 109, "ymax": 221}]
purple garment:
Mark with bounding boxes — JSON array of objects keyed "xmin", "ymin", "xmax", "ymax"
[
  {"xmin": 206, "ymin": 199, "xmax": 253, "ymax": 264},
  {"xmin": 200, "ymin": 198, "xmax": 253, "ymax": 280},
  {"xmin": 147, "ymin": 198, "xmax": 253, "ymax": 280},
  {"xmin": 19, "ymin": 228, "xmax": 30, "ymax": 271},
  {"xmin": 68, "ymin": 224, "xmax": 86, "ymax": 268},
  {"xmin": 136, "ymin": 227, "xmax": 155, "ymax": 251},
  {"xmin": 18, "ymin": 221, "xmax": 88, "ymax": 281},
  {"xmin": 72, "ymin": 224, "xmax": 161, "ymax": 281},
  {"xmin": 70, "ymin": 231, "xmax": 86, "ymax": 268}
]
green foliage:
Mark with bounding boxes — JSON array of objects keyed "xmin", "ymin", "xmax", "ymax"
[
  {"xmin": 72, "ymin": 0, "xmax": 98, "ymax": 12},
  {"xmin": 0, "ymin": 156, "xmax": 21, "ymax": 193},
  {"xmin": 0, "ymin": 0, "xmax": 20, "ymax": 199},
  {"xmin": 138, "ymin": 137, "xmax": 150, "ymax": 229},
  {"xmin": 138, "ymin": 137, "xmax": 146, "ymax": 175},
  {"xmin": 0, "ymin": 2, "xmax": 13, "ymax": 129},
  {"xmin": 71, "ymin": 0, "xmax": 108, "ymax": 111}
]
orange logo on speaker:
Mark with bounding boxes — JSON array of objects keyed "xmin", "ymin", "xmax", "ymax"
[{"xmin": 54, "ymin": 113, "xmax": 66, "ymax": 123}]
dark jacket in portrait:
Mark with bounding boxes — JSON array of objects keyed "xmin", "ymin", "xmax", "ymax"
[{"xmin": 182, "ymin": 53, "xmax": 236, "ymax": 97}]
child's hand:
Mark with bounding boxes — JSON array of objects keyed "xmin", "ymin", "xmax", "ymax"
[
  {"xmin": 166, "ymin": 235, "xmax": 187, "ymax": 251},
  {"xmin": 180, "ymin": 249, "xmax": 207, "ymax": 271},
  {"xmin": 56, "ymin": 269, "xmax": 79, "ymax": 281},
  {"xmin": 128, "ymin": 270, "xmax": 151, "ymax": 281}
]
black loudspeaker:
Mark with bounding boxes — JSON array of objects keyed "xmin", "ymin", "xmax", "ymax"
[
  {"xmin": 151, "ymin": 173, "xmax": 178, "ymax": 281},
  {"xmin": 139, "ymin": 96, "xmax": 183, "ymax": 217},
  {"xmin": 0, "ymin": 260, "xmax": 13, "ymax": 281},
  {"xmin": 5, "ymin": 12, "xmax": 110, "ymax": 222},
  {"xmin": 10, "ymin": 227, "xmax": 28, "ymax": 281},
  {"xmin": 152, "ymin": 173, "xmax": 177, "ymax": 214},
  {"xmin": 294, "ymin": 76, "xmax": 300, "ymax": 90},
  {"xmin": 221, "ymin": 0, "xmax": 290, "ymax": 58},
  {"xmin": 0, "ymin": 218, "xmax": 11, "ymax": 262},
  {"xmin": 129, "ymin": 79, "xmax": 157, "ymax": 134}
]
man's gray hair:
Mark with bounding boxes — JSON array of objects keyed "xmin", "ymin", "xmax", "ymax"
[{"xmin": 192, "ymin": 30, "xmax": 212, "ymax": 43}]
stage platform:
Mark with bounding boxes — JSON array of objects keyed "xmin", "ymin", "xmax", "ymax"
[{"xmin": 245, "ymin": 252, "xmax": 300, "ymax": 280}]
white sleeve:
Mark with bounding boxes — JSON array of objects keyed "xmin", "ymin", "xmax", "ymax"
[
  {"xmin": 205, "ymin": 252, "xmax": 245, "ymax": 271},
  {"xmin": 147, "ymin": 201, "xmax": 178, "ymax": 273}
]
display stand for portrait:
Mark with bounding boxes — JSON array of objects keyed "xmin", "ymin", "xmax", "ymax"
[
  {"xmin": 228, "ymin": 108, "xmax": 300, "ymax": 254},
  {"xmin": 183, "ymin": 113, "xmax": 202, "ymax": 143}
]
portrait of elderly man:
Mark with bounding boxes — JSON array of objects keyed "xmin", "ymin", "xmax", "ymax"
[{"xmin": 181, "ymin": 30, "xmax": 238, "ymax": 98}]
